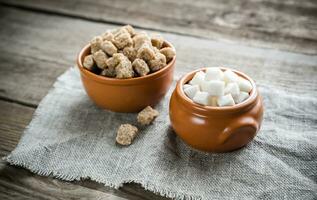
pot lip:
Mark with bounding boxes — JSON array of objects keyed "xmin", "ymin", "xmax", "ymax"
[
  {"xmin": 77, "ymin": 41, "xmax": 176, "ymax": 85},
  {"xmin": 176, "ymin": 67, "xmax": 258, "ymax": 114}
]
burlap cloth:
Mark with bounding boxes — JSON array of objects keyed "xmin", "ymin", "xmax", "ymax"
[{"xmin": 4, "ymin": 67, "xmax": 316, "ymax": 199}]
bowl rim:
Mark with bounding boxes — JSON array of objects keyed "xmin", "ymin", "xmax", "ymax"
[
  {"xmin": 176, "ymin": 67, "xmax": 258, "ymax": 114},
  {"xmin": 77, "ymin": 40, "xmax": 176, "ymax": 85}
]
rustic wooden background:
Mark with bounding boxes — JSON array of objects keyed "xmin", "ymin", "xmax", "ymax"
[{"xmin": 0, "ymin": 0, "xmax": 316, "ymax": 199}]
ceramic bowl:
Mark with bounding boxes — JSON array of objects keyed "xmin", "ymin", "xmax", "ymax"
[
  {"xmin": 169, "ymin": 67, "xmax": 263, "ymax": 152},
  {"xmin": 77, "ymin": 41, "xmax": 176, "ymax": 113}
]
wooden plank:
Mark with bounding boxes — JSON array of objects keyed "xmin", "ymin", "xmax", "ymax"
[
  {"xmin": 0, "ymin": 0, "xmax": 317, "ymax": 54},
  {"xmin": 0, "ymin": 6, "xmax": 316, "ymax": 107},
  {"xmin": 0, "ymin": 100, "xmax": 168, "ymax": 200},
  {"xmin": 0, "ymin": 161, "xmax": 128, "ymax": 200}
]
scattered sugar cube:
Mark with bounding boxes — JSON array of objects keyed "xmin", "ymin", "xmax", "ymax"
[
  {"xmin": 193, "ymin": 91, "xmax": 209, "ymax": 106},
  {"xmin": 208, "ymin": 96, "xmax": 218, "ymax": 107},
  {"xmin": 217, "ymin": 94, "xmax": 235, "ymax": 107},
  {"xmin": 224, "ymin": 82, "xmax": 240, "ymax": 97},
  {"xmin": 201, "ymin": 80, "xmax": 225, "ymax": 96},
  {"xmin": 234, "ymin": 91, "xmax": 250, "ymax": 104},
  {"xmin": 238, "ymin": 77, "xmax": 252, "ymax": 92},
  {"xmin": 184, "ymin": 85, "xmax": 200, "ymax": 99},
  {"xmin": 189, "ymin": 71, "xmax": 205, "ymax": 87},
  {"xmin": 116, "ymin": 124, "xmax": 139, "ymax": 146},
  {"xmin": 205, "ymin": 67, "xmax": 224, "ymax": 81},
  {"xmin": 223, "ymin": 69, "xmax": 239, "ymax": 83},
  {"xmin": 137, "ymin": 106, "xmax": 159, "ymax": 126}
]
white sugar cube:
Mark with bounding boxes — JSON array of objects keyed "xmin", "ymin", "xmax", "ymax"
[
  {"xmin": 205, "ymin": 67, "xmax": 224, "ymax": 81},
  {"xmin": 223, "ymin": 69, "xmax": 239, "ymax": 83},
  {"xmin": 183, "ymin": 84, "xmax": 191, "ymax": 90},
  {"xmin": 238, "ymin": 77, "xmax": 252, "ymax": 92},
  {"xmin": 208, "ymin": 96, "xmax": 218, "ymax": 107},
  {"xmin": 184, "ymin": 85, "xmax": 200, "ymax": 99},
  {"xmin": 200, "ymin": 80, "xmax": 209, "ymax": 92},
  {"xmin": 224, "ymin": 82, "xmax": 240, "ymax": 97},
  {"xmin": 190, "ymin": 71, "xmax": 205, "ymax": 86},
  {"xmin": 193, "ymin": 91, "xmax": 209, "ymax": 106},
  {"xmin": 217, "ymin": 94, "xmax": 235, "ymax": 107},
  {"xmin": 201, "ymin": 80, "xmax": 225, "ymax": 96},
  {"xmin": 234, "ymin": 91, "xmax": 250, "ymax": 104}
]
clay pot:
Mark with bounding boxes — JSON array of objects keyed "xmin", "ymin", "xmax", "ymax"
[
  {"xmin": 169, "ymin": 68, "xmax": 263, "ymax": 152},
  {"xmin": 77, "ymin": 41, "xmax": 176, "ymax": 113}
]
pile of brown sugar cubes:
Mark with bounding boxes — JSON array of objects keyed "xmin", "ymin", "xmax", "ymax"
[{"xmin": 83, "ymin": 25, "xmax": 176, "ymax": 79}]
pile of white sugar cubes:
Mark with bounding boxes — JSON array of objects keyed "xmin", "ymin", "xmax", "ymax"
[{"xmin": 183, "ymin": 67, "xmax": 253, "ymax": 107}]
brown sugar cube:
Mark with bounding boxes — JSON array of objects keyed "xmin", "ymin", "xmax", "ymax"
[
  {"xmin": 113, "ymin": 30, "xmax": 133, "ymax": 50},
  {"xmin": 111, "ymin": 27, "xmax": 129, "ymax": 35},
  {"xmin": 148, "ymin": 52, "xmax": 166, "ymax": 72},
  {"xmin": 160, "ymin": 47, "xmax": 176, "ymax": 63},
  {"xmin": 151, "ymin": 34, "xmax": 164, "ymax": 49},
  {"xmin": 137, "ymin": 106, "xmax": 159, "ymax": 126},
  {"xmin": 133, "ymin": 32, "xmax": 151, "ymax": 50},
  {"xmin": 105, "ymin": 57, "xmax": 118, "ymax": 70},
  {"xmin": 132, "ymin": 59, "xmax": 150, "ymax": 77},
  {"xmin": 106, "ymin": 53, "xmax": 125, "ymax": 70},
  {"xmin": 153, "ymin": 47, "xmax": 160, "ymax": 54},
  {"xmin": 93, "ymin": 50, "xmax": 108, "ymax": 69},
  {"xmin": 100, "ymin": 40, "xmax": 117, "ymax": 56},
  {"xmin": 123, "ymin": 46, "xmax": 137, "ymax": 62},
  {"xmin": 83, "ymin": 55, "xmax": 95, "ymax": 71},
  {"xmin": 115, "ymin": 58, "xmax": 134, "ymax": 79},
  {"xmin": 101, "ymin": 31, "xmax": 114, "ymax": 41},
  {"xmin": 116, "ymin": 124, "xmax": 139, "ymax": 146},
  {"xmin": 90, "ymin": 36, "xmax": 103, "ymax": 54},
  {"xmin": 101, "ymin": 68, "xmax": 116, "ymax": 77},
  {"xmin": 113, "ymin": 53, "xmax": 127, "ymax": 63},
  {"xmin": 122, "ymin": 25, "xmax": 136, "ymax": 37},
  {"xmin": 136, "ymin": 43, "xmax": 155, "ymax": 61}
]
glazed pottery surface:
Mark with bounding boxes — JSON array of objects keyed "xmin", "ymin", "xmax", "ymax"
[
  {"xmin": 169, "ymin": 68, "xmax": 264, "ymax": 152},
  {"xmin": 77, "ymin": 41, "xmax": 176, "ymax": 113}
]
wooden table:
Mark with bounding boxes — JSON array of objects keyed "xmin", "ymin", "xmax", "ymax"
[{"xmin": 0, "ymin": 0, "xmax": 316, "ymax": 199}]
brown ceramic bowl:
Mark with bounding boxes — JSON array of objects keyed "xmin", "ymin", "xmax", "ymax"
[
  {"xmin": 77, "ymin": 41, "xmax": 176, "ymax": 113},
  {"xmin": 169, "ymin": 67, "xmax": 263, "ymax": 153}
]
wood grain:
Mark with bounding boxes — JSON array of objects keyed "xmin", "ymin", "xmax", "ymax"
[
  {"xmin": 0, "ymin": 161, "xmax": 128, "ymax": 200},
  {"xmin": 0, "ymin": 0, "xmax": 317, "ymax": 54}
]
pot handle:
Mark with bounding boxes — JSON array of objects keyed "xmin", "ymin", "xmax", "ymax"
[{"xmin": 218, "ymin": 117, "xmax": 259, "ymax": 145}]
